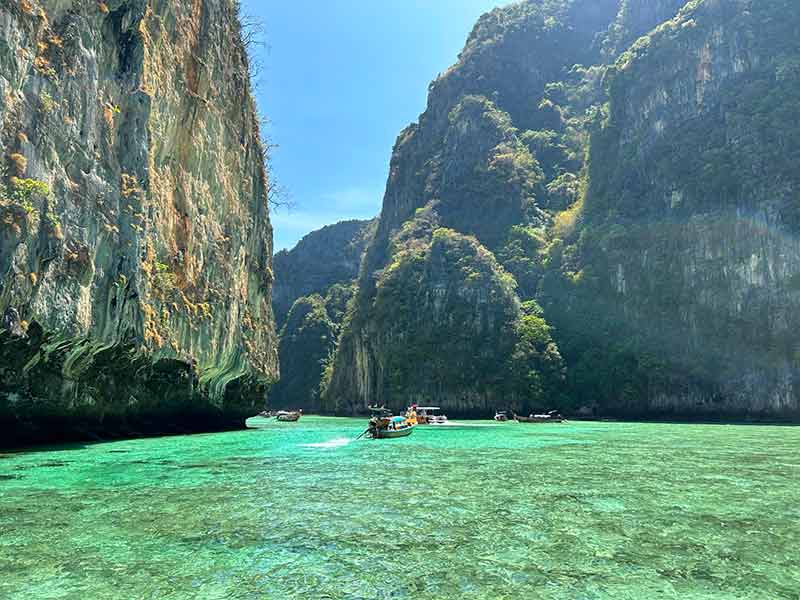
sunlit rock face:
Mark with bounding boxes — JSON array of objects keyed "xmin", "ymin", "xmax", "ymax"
[
  {"xmin": 545, "ymin": 0, "xmax": 800, "ymax": 418},
  {"xmin": 0, "ymin": 0, "xmax": 278, "ymax": 445}
]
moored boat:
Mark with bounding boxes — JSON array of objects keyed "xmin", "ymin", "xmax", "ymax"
[
  {"xmin": 494, "ymin": 411, "xmax": 510, "ymax": 422},
  {"xmin": 409, "ymin": 405, "xmax": 448, "ymax": 425},
  {"xmin": 276, "ymin": 410, "xmax": 302, "ymax": 422},
  {"xmin": 515, "ymin": 410, "xmax": 564, "ymax": 423}
]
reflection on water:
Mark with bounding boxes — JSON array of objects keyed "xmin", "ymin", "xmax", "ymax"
[{"xmin": 1, "ymin": 417, "xmax": 798, "ymax": 599}]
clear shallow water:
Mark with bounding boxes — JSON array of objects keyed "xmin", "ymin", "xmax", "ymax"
[{"xmin": 1, "ymin": 418, "xmax": 799, "ymax": 600}]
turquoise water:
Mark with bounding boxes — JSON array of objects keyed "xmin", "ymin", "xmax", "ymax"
[{"xmin": 1, "ymin": 417, "xmax": 799, "ymax": 599}]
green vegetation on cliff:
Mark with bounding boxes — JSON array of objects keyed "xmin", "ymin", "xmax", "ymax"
[
  {"xmin": 269, "ymin": 219, "xmax": 374, "ymax": 410},
  {"xmin": 320, "ymin": 0, "xmax": 800, "ymax": 420},
  {"xmin": 541, "ymin": 0, "xmax": 800, "ymax": 417},
  {"xmin": 270, "ymin": 295, "xmax": 337, "ymax": 412},
  {"xmin": 272, "ymin": 219, "xmax": 375, "ymax": 327},
  {"xmin": 324, "ymin": 0, "xmax": 624, "ymax": 415},
  {"xmin": 325, "ymin": 220, "xmax": 564, "ymax": 415}
]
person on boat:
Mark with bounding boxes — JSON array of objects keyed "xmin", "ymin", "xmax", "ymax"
[{"xmin": 406, "ymin": 405, "xmax": 418, "ymax": 426}]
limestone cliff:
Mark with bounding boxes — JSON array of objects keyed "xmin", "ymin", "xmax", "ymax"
[
  {"xmin": 270, "ymin": 293, "xmax": 338, "ymax": 412},
  {"xmin": 269, "ymin": 219, "xmax": 374, "ymax": 411},
  {"xmin": 544, "ymin": 0, "xmax": 800, "ymax": 419},
  {"xmin": 323, "ymin": 1, "xmax": 614, "ymax": 415},
  {"xmin": 325, "ymin": 0, "xmax": 800, "ymax": 420},
  {"xmin": 601, "ymin": 0, "xmax": 690, "ymax": 59},
  {"xmin": 272, "ymin": 218, "xmax": 374, "ymax": 328},
  {"xmin": 0, "ymin": 0, "xmax": 278, "ymax": 446}
]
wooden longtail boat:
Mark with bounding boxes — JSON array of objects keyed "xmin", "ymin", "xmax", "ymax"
[
  {"xmin": 363, "ymin": 413, "xmax": 414, "ymax": 439},
  {"xmin": 515, "ymin": 410, "xmax": 564, "ymax": 423},
  {"xmin": 374, "ymin": 418, "xmax": 414, "ymax": 438}
]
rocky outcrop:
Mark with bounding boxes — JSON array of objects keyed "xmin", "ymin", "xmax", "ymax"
[
  {"xmin": 272, "ymin": 218, "xmax": 374, "ymax": 327},
  {"xmin": 600, "ymin": 0, "xmax": 690, "ymax": 59},
  {"xmin": 544, "ymin": 0, "xmax": 800, "ymax": 419},
  {"xmin": 325, "ymin": 0, "xmax": 625, "ymax": 416},
  {"xmin": 0, "ymin": 0, "xmax": 278, "ymax": 446},
  {"xmin": 328, "ymin": 223, "xmax": 564, "ymax": 416},
  {"xmin": 269, "ymin": 219, "xmax": 374, "ymax": 410},
  {"xmin": 359, "ymin": 1, "xmax": 622, "ymax": 281},
  {"xmin": 325, "ymin": 0, "xmax": 800, "ymax": 420}
]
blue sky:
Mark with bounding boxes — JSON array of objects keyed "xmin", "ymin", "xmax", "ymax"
[{"xmin": 242, "ymin": 0, "xmax": 510, "ymax": 250}]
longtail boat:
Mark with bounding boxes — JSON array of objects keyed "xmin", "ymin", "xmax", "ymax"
[
  {"xmin": 361, "ymin": 409, "xmax": 414, "ymax": 439},
  {"xmin": 373, "ymin": 417, "xmax": 414, "ymax": 438},
  {"xmin": 515, "ymin": 410, "xmax": 564, "ymax": 423}
]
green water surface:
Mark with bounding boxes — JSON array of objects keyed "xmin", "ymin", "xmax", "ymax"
[{"xmin": 1, "ymin": 418, "xmax": 798, "ymax": 599}]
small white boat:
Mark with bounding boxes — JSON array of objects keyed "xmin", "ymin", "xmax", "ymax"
[
  {"xmin": 275, "ymin": 410, "xmax": 302, "ymax": 422},
  {"xmin": 411, "ymin": 406, "xmax": 448, "ymax": 425}
]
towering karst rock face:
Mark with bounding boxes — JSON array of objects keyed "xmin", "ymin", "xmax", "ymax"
[
  {"xmin": 543, "ymin": 0, "xmax": 800, "ymax": 418},
  {"xmin": 0, "ymin": 0, "xmax": 278, "ymax": 446},
  {"xmin": 324, "ymin": 0, "xmax": 800, "ymax": 420},
  {"xmin": 324, "ymin": 0, "xmax": 623, "ymax": 416},
  {"xmin": 272, "ymin": 219, "xmax": 375, "ymax": 328},
  {"xmin": 601, "ymin": 0, "xmax": 690, "ymax": 59},
  {"xmin": 269, "ymin": 219, "xmax": 374, "ymax": 411}
]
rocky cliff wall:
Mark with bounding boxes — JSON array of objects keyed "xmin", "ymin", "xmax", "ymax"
[
  {"xmin": 325, "ymin": 0, "xmax": 626, "ymax": 415},
  {"xmin": 545, "ymin": 0, "xmax": 800, "ymax": 418},
  {"xmin": 0, "ymin": 0, "xmax": 278, "ymax": 446},
  {"xmin": 269, "ymin": 219, "xmax": 374, "ymax": 411},
  {"xmin": 601, "ymin": 0, "xmax": 691, "ymax": 59},
  {"xmin": 325, "ymin": 0, "xmax": 800, "ymax": 420},
  {"xmin": 272, "ymin": 218, "xmax": 374, "ymax": 327}
]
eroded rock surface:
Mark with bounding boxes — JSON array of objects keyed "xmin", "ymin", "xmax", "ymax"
[{"xmin": 0, "ymin": 0, "xmax": 277, "ymax": 446}]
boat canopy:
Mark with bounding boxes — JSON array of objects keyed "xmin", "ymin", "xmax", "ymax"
[
  {"xmin": 416, "ymin": 407, "xmax": 441, "ymax": 411},
  {"xmin": 391, "ymin": 416, "xmax": 407, "ymax": 423}
]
